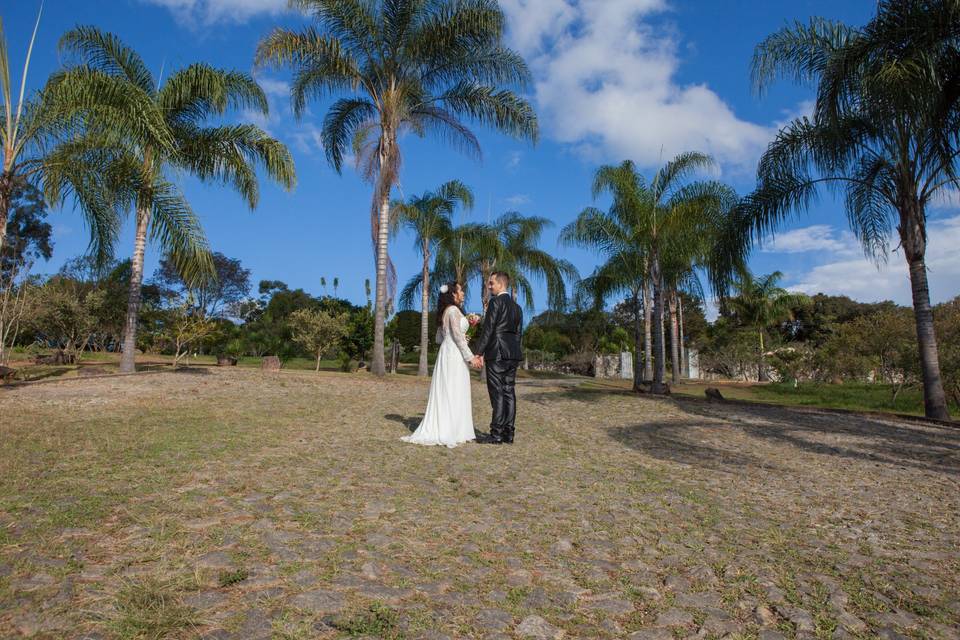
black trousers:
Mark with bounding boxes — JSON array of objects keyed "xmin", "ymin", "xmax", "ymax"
[{"xmin": 486, "ymin": 360, "xmax": 519, "ymax": 441}]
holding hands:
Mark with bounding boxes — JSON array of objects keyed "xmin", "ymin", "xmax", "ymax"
[{"xmin": 470, "ymin": 355, "xmax": 484, "ymax": 369}]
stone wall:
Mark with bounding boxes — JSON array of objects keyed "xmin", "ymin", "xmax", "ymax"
[{"xmin": 593, "ymin": 352, "xmax": 634, "ymax": 380}]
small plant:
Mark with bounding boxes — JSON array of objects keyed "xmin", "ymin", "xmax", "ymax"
[
  {"xmin": 110, "ymin": 577, "xmax": 198, "ymax": 638},
  {"xmin": 336, "ymin": 603, "xmax": 403, "ymax": 639},
  {"xmin": 217, "ymin": 568, "xmax": 248, "ymax": 587},
  {"xmin": 337, "ymin": 351, "xmax": 355, "ymax": 372}
]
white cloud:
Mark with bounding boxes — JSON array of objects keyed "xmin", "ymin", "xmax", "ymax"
[
  {"xmin": 505, "ymin": 151, "xmax": 523, "ymax": 170},
  {"xmin": 505, "ymin": 194, "xmax": 531, "ymax": 207},
  {"xmin": 760, "ymin": 225, "xmax": 857, "ymax": 256},
  {"xmin": 142, "ymin": 0, "xmax": 287, "ymax": 24},
  {"xmin": 786, "ymin": 215, "xmax": 960, "ymax": 305},
  {"xmin": 500, "ymin": 0, "xmax": 774, "ymax": 171},
  {"xmin": 290, "ymin": 123, "xmax": 325, "ymax": 155},
  {"xmin": 257, "ymin": 77, "xmax": 290, "ymax": 98}
]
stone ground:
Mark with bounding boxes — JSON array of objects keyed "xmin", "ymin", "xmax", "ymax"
[{"xmin": 0, "ymin": 368, "xmax": 958, "ymax": 640}]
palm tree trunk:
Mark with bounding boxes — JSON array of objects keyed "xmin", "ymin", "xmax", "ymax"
[
  {"xmin": 650, "ymin": 256, "xmax": 667, "ymax": 393},
  {"xmin": 678, "ymin": 295, "xmax": 687, "ymax": 378},
  {"xmin": 481, "ymin": 261, "xmax": 491, "ymax": 310},
  {"xmin": 668, "ymin": 289, "xmax": 680, "ymax": 382},
  {"xmin": 0, "ymin": 171, "xmax": 11, "ymax": 254},
  {"xmin": 632, "ymin": 287, "xmax": 642, "ymax": 392},
  {"xmin": 119, "ymin": 201, "xmax": 151, "ymax": 373},
  {"xmin": 370, "ymin": 134, "xmax": 395, "ymax": 377},
  {"xmin": 757, "ymin": 330, "xmax": 767, "ymax": 382},
  {"xmin": 418, "ymin": 243, "xmax": 430, "ymax": 377},
  {"xmin": 907, "ymin": 256, "xmax": 950, "ymax": 420},
  {"xmin": 643, "ymin": 277, "xmax": 653, "ymax": 381}
]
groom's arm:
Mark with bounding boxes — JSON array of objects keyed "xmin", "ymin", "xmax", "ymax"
[{"xmin": 473, "ymin": 296, "xmax": 501, "ymax": 357}]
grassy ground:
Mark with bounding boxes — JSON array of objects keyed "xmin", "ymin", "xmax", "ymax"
[
  {"xmin": 588, "ymin": 378, "xmax": 960, "ymax": 419},
  {"xmin": 1, "ymin": 350, "xmax": 567, "ymax": 384},
  {"xmin": 1, "ymin": 368, "xmax": 957, "ymax": 639}
]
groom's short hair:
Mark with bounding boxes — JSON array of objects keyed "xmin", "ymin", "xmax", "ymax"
[{"xmin": 491, "ymin": 271, "xmax": 510, "ymax": 287}]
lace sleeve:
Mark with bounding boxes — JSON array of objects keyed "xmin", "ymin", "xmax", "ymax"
[{"xmin": 444, "ymin": 307, "xmax": 474, "ymax": 361}]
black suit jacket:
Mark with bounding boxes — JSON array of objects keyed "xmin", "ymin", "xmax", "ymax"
[{"xmin": 475, "ymin": 293, "xmax": 524, "ymax": 363}]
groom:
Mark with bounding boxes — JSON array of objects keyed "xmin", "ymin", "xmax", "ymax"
[{"xmin": 471, "ymin": 272, "xmax": 523, "ymax": 444}]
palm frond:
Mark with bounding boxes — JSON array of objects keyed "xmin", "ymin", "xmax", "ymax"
[{"xmin": 59, "ymin": 25, "xmax": 154, "ymax": 93}]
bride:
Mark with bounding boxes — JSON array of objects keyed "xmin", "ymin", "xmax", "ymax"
[{"xmin": 402, "ymin": 282, "xmax": 477, "ymax": 447}]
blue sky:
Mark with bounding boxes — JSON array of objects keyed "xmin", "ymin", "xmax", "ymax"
[{"xmin": 6, "ymin": 0, "xmax": 959, "ymax": 315}]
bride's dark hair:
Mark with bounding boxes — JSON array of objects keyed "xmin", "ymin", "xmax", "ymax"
[{"xmin": 436, "ymin": 282, "xmax": 462, "ymax": 325}]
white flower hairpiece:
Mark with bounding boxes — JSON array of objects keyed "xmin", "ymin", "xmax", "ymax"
[{"xmin": 439, "ymin": 284, "xmax": 449, "ymax": 294}]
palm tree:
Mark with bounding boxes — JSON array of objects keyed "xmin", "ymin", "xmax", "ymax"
[
  {"xmin": 1, "ymin": 13, "xmax": 164, "ymax": 259},
  {"xmin": 320, "ymin": 276, "xmax": 327, "ymax": 295},
  {"xmin": 643, "ymin": 153, "xmax": 736, "ymax": 392},
  {"xmin": 560, "ymin": 161, "xmax": 651, "ymax": 390},
  {"xmin": 734, "ymin": 5, "xmax": 959, "ymax": 419},
  {"xmin": 391, "ymin": 179, "xmax": 473, "ymax": 376},
  {"xmin": 333, "ymin": 277, "xmax": 339, "ymax": 297},
  {"xmin": 499, "ymin": 214, "xmax": 578, "ymax": 312},
  {"xmin": 566, "ymin": 157, "xmax": 735, "ymax": 393},
  {"xmin": 398, "ymin": 218, "xmax": 485, "ymax": 312},
  {"xmin": 727, "ymin": 271, "xmax": 806, "ymax": 382},
  {"xmin": 58, "ymin": 27, "xmax": 296, "ymax": 373},
  {"xmin": 400, "ymin": 211, "xmax": 574, "ymax": 322},
  {"xmin": 255, "ymin": 0, "xmax": 538, "ymax": 376}
]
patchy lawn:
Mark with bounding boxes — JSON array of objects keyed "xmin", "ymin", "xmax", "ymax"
[{"xmin": 0, "ymin": 369, "xmax": 957, "ymax": 639}]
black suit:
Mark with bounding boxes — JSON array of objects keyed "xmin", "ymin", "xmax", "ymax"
[{"xmin": 474, "ymin": 293, "xmax": 523, "ymax": 442}]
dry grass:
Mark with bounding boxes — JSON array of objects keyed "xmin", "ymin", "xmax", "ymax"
[{"xmin": 0, "ymin": 368, "xmax": 958, "ymax": 639}]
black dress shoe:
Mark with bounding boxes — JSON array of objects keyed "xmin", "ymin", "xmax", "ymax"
[{"xmin": 476, "ymin": 433, "xmax": 502, "ymax": 444}]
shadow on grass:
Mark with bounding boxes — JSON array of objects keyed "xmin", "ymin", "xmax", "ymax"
[
  {"xmin": 522, "ymin": 381, "xmax": 643, "ymax": 406},
  {"xmin": 385, "ymin": 414, "xmax": 421, "ymax": 433},
  {"xmin": 606, "ymin": 395, "xmax": 960, "ymax": 476},
  {"xmin": 607, "ymin": 421, "xmax": 779, "ymax": 472}
]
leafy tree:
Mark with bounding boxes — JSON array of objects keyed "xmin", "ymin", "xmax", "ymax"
[
  {"xmin": 289, "ymin": 307, "xmax": 350, "ymax": 371},
  {"xmin": 162, "ymin": 295, "xmax": 218, "ymax": 368},
  {"xmin": 387, "ymin": 309, "xmax": 436, "ymax": 353},
  {"xmin": 935, "ymin": 297, "xmax": 960, "ymax": 409},
  {"xmin": 523, "ymin": 325, "xmax": 574, "ymax": 357},
  {"xmin": 57, "ymin": 27, "xmax": 295, "ymax": 373},
  {"xmin": 152, "ymin": 252, "xmax": 252, "ymax": 318},
  {"xmin": 244, "ymin": 287, "xmax": 318, "ymax": 358},
  {"xmin": 734, "ymin": 2, "xmax": 960, "ymax": 418},
  {"xmin": 26, "ymin": 275, "xmax": 106, "ymax": 363},
  {"xmin": 391, "ymin": 180, "xmax": 473, "ymax": 376},
  {"xmin": 256, "ymin": 0, "xmax": 538, "ymax": 376},
  {"xmin": 1, "ymin": 178, "xmax": 52, "ymax": 276},
  {"xmin": 0, "ymin": 179, "xmax": 52, "ymax": 364}
]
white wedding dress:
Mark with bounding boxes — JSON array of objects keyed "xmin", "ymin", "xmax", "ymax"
[{"xmin": 401, "ymin": 306, "xmax": 475, "ymax": 447}]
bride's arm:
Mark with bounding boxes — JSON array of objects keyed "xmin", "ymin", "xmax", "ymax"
[{"xmin": 445, "ymin": 307, "xmax": 474, "ymax": 361}]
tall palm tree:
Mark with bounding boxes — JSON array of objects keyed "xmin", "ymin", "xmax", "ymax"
[
  {"xmin": 256, "ymin": 0, "xmax": 538, "ymax": 376},
  {"xmin": 727, "ymin": 270, "xmax": 806, "ymax": 382},
  {"xmin": 401, "ymin": 211, "xmax": 574, "ymax": 316},
  {"xmin": 1, "ymin": 13, "xmax": 165, "ymax": 258},
  {"xmin": 567, "ymin": 157, "xmax": 735, "ymax": 393},
  {"xmin": 58, "ymin": 27, "xmax": 296, "ymax": 373},
  {"xmin": 736, "ymin": 4, "xmax": 959, "ymax": 419},
  {"xmin": 643, "ymin": 153, "xmax": 736, "ymax": 392},
  {"xmin": 391, "ymin": 179, "xmax": 473, "ymax": 376},
  {"xmin": 499, "ymin": 214, "xmax": 578, "ymax": 312},
  {"xmin": 560, "ymin": 161, "xmax": 651, "ymax": 390},
  {"xmin": 398, "ymin": 218, "xmax": 486, "ymax": 312}
]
